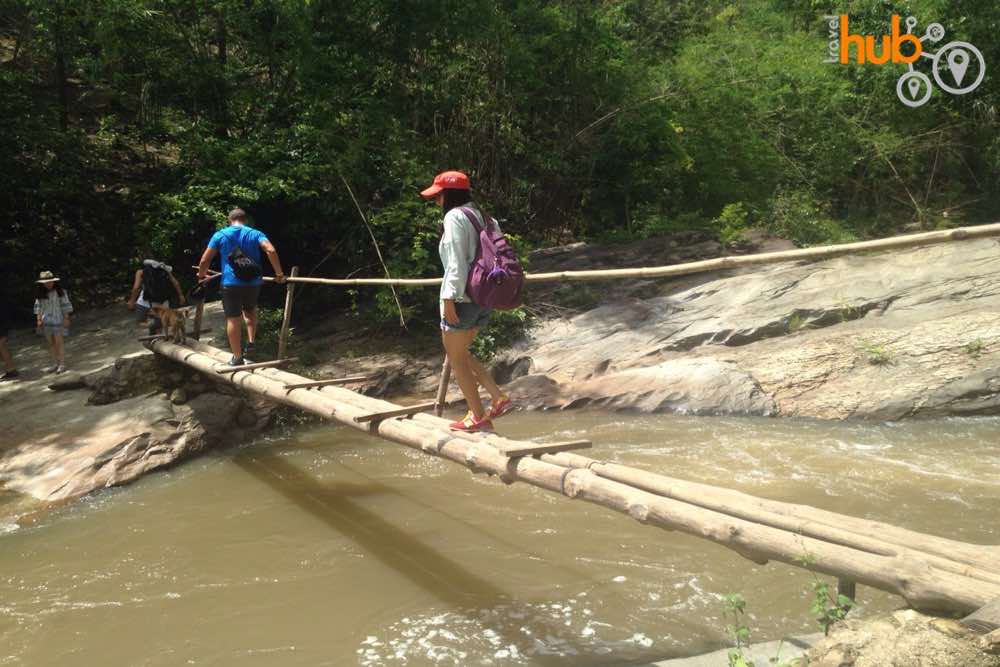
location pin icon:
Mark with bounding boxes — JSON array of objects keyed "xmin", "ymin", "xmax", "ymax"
[
  {"xmin": 948, "ymin": 49, "xmax": 970, "ymax": 86},
  {"xmin": 907, "ymin": 77, "xmax": 921, "ymax": 99}
]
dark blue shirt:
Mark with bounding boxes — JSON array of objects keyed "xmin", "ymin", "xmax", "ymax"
[{"xmin": 208, "ymin": 225, "xmax": 269, "ymax": 287}]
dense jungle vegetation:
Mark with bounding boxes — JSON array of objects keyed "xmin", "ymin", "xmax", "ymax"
[{"xmin": 1, "ymin": 0, "xmax": 997, "ymax": 325}]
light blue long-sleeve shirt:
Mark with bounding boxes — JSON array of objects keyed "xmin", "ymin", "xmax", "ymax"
[
  {"xmin": 438, "ymin": 205, "xmax": 503, "ymax": 309},
  {"xmin": 34, "ymin": 290, "xmax": 73, "ymax": 324}
]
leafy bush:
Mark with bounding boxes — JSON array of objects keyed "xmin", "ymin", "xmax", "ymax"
[{"xmin": 470, "ymin": 307, "xmax": 535, "ymax": 361}]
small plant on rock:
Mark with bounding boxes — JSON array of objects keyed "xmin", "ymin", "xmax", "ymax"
[
  {"xmin": 964, "ymin": 339, "xmax": 984, "ymax": 358},
  {"xmin": 858, "ymin": 340, "xmax": 893, "ymax": 365}
]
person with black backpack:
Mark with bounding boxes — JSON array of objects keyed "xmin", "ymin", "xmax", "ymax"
[
  {"xmin": 127, "ymin": 260, "xmax": 185, "ymax": 334},
  {"xmin": 196, "ymin": 208, "xmax": 286, "ymax": 366}
]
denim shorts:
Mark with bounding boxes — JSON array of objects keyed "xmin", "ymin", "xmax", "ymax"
[
  {"xmin": 441, "ymin": 301, "xmax": 492, "ymax": 332},
  {"xmin": 42, "ymin": 323, "xmax": 69, "ymax": 337}
]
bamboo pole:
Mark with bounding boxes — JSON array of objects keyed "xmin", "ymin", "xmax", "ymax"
[
  {"xmin": 434, "ymin": 357, "xmax": 451, "ymax": 416},
  {"xmin": 151, "ymin": 340, "xmax": 1000, "ymax": 614},
  {"xmin": 260, "ymin": 223, "xmax": 1000, "ymax": 288},
  {"xmin": 277, "ymin": 266, "xmax": 299, "ymax": 359}
]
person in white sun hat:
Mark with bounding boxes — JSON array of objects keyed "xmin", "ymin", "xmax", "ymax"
[{"xmin": 33, "ymin": 270, "xmax": 73, "ymax": 373}]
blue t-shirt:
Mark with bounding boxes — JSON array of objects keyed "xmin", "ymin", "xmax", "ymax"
[{"xmin": 208, "ymin": 225, "xmax": 269, "ymax": 287}]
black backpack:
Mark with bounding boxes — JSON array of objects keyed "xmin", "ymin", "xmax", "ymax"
[
  {"xmin": 227, "ymin": 228, "xmax": 262, "ymax": 281},
  {"xmin": 141, "ymin": 259, "xmax": 174, "ymax": 304}
]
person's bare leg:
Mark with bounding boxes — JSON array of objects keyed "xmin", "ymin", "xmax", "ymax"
[
  {"xmin": 226, "ymin": 317, "xmax": 242, "ymax": 358},
  {"xmin": 442, "ymin": 329, "xmax": 485, "ymax": 418},
  {"xmin": 44, "ymin": 333, "xmax": 57, "ymax": 366},
  {"xmin": 52, "ymin": 334, "xmax": 65, "ymax": 365},
  {"xmin": 0, "ymin": 337, "xmax": 14, "ymax": 371},
  {"xmin": 243, "ymin": 308, "xmax": 257, "ymax": 344},
  {"xmin": 468, "ymin": 354, "xmax": 504, "ymax": 403}
]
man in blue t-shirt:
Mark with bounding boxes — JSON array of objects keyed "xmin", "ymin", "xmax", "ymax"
[{"xmin": 197, "ymin": 208, "xmax": 286, "ymax": 365}]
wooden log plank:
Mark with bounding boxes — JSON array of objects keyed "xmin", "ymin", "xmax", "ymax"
[
  {"xmin": 138, "ymin": 328, "xmax": 210, "ymax": 342},
  {"xmin": 283, "ymin": 376, "xmax": 369, "ymax": 390},
  {"xmin": 353, "ymin": 402, "xmax": 437, "ymax": 423},
  {"xmin": 543, "ymin": 452, "xmax": 1000, "ymax": 577},
  {"xmin": 215, "ymin": 358, "xmax": 296, "ymax": 373},
  {"xmin": 493, "ymin": 439, "xmax": 592, "ymax": 457},
  {"xmin": 159, "ymin": 340, "xmax": 1000, "ymax": 614},
  {"xmin": 963, "ymin": 597, "xmax": 1000, "ymax": 633}
]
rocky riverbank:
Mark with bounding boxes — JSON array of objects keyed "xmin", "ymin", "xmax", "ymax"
[
  {"xmin": 0, "ymin": 304, "xmax": 271, "ymax": 516},
  {"xmin": 3, "ymin": 229, "xmax": 998, "ymax": 518}
]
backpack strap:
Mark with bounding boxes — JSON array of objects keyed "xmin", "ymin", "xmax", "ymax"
[{"xmin": 459, "ymin": 206, "xmax": 491, "ymax": 233}]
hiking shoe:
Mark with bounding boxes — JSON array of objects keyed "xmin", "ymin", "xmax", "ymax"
[
  {"xmin": 0, "ymin": 370, "xmax": 18, "ymax": 381},
  {"xmin": 228, "ymin": 356, "xmax": 245, "ymax": 367},
  {"xmin": 487, "ymin": 396, "xmax": 515, "ymax": 420},
  {"xmin": 55, "ymin": 364, "xmax": 66, "ymax": 374},
  {"xmin": 44, "ymin": 364, "xmax": 59, "ymax": 374},
  {"xmin": 449, "ymin": 411, "xmax": 494, "ymax": 432},
  {"xmin": 243, "ymin": 341, "xmax": 256, "ymax": 358}
]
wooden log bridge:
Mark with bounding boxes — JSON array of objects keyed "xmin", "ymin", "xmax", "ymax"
[{"xmin": 147, "ymin": 338, "xmax": 1000, "ymax": 617}]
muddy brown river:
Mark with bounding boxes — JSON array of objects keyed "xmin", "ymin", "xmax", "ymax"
[{"xmin": 2, "ymin": 412, "xmax": 998, "ymax": 665}]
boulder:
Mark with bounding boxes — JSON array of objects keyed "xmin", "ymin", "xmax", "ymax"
[
  {"xmin": 87, "ymin": 351, "xmax": 178, "ymax": 405},
  {"xmin": 48, "ymin": 373, "xmax": 87, "ymax": 391},
  {"xmin": 806, "ymin": 609, "xmax": 1000, "ymax": 667}
]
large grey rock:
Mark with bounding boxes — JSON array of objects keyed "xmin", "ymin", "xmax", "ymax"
[
  {"xmin": 47, "ymin": 372, "xmax": 87, "ymax": 391},
  {"xmin": 506, "ymin": 236, "xmax": 1000, "ymax": 419},
  {"xmin": 87, "ymin": 351, "xmax": 179, "ymax": 405}
]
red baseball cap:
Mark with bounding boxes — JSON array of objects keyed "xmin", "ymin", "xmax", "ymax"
[{"xmin": 420, "ymin": 170, "xmax": 470, "ymax": 198}]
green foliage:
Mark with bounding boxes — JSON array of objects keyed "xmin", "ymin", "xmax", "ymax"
[
  {"xmin": 714, "ymin": 202, "xmax": 753, "ymax": 248},
  {"xmin": 470, "ymin": 308, "xmax": 534, "ymax": 362},
  {"xmin": 2, "ymin": 0, "xmax": 998, "ymax": 319},
  {"xmin": 809, "ymin": 580, "xmax": 855, "ymax": 636},
  {"xmin": 251, "ymin": 307, "xmax": 286, "ymax": 360},
  {"xmin": 722, "ymin": 593, "xmax": 799, "ymax": 667}
]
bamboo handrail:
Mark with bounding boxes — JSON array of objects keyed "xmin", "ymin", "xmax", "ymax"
[
  {"xmin": 146, "ymin": 339, "xmax": 1000, "ymax": 615},
  {"xmin": 259, "ymin": 223, "xmax": 1000, "ymax": 288}
]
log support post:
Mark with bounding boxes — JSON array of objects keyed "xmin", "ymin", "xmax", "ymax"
[
  {"xmin": 192, "ymin": 302, "xmax": 205, "ymax": 341},
  {"xmin": 838, "ymin": 577, "xmax": 857, "ymax": 603},
  {"xmin": 434, "ymin": 357, "xmax": 451, "ymax": 417},
  {"xmin": 278, "ymin": 266, "xmax": 299, "ymax": 360}
]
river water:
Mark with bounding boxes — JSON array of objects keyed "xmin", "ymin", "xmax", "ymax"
[{"xmin": 2, "ymin": 412, "xmax": 998, "ymax": 666}]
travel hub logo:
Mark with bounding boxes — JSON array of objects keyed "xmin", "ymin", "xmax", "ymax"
[{"xmin": 824, "ymin": 14, "xmax": 986, "ymax": 108}]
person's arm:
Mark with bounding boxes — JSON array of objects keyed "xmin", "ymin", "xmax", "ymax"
[
  {"xmin": 439, "ymin": 213, "xmax": 472, "ymax": 325},
  {"xmin": 61, "ymin": 292, "xmax": 73, "ymax": 327},
  {"xmin": 127, "ymin": 270, "xmax": 142, "ymax": 309},
  {"xmin": 197, "ymin": 246, "xmax": 217, "ymax": 282},
  {"xmin": 34, "ymin": 299, "xmax": 42, "ymax": 329},
  {"xmin": 169, "ymin": 273, "xmax": 186, "ymax": 305},
  {"xmin": 260, "ymin": 239, "xmax": 285, "ymax": 283}
]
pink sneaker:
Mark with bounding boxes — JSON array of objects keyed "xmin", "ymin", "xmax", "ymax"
[
  {"xmin": 488, "ymin": 396, "xmax": 515, "ymax": 420},
  {"xmin": 449, "ymin": 411, "xmax": 494, "ymax": 432}
]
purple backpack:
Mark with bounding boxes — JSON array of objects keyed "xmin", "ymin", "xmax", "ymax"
[{"xmin": 459, "ymin": 206, "xmax": 525, "ymax": 310}]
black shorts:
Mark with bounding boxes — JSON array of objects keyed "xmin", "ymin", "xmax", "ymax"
[{"xmin": 221, "ymin": 285, "xmax": 261, "ymax": 318}]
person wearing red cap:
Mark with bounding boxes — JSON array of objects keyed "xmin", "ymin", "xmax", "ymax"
[{"xmin": 421, "ymin": 170, "xmax": 514, "ymax": 432}]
